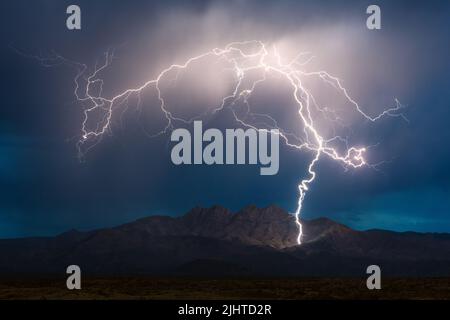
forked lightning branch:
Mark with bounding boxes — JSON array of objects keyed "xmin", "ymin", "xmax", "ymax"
[{"xmin": 33, "ymin": 41, "xmax": 404, "ymax": 244}]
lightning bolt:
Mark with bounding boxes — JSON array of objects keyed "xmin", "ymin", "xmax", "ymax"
[{"xmin": 20, "ymin": 41, "xmax": 405, "ymax": 244}]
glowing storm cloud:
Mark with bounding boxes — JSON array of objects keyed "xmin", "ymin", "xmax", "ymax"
[{"xmin": 30, "ymin": 41, "xmax": 405, "ymax": 244}]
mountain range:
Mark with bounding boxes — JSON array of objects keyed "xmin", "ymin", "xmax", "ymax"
[{"xmin": 1, "ymin": 205, "xmax": 450, "ymax": 276}]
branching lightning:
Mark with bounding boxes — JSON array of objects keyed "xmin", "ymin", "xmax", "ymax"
[{"xmin": 21, "ymin": 41, "xmax": 405, "ymax": 244}]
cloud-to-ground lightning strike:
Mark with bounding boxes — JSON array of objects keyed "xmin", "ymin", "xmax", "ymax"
[{"xmin": 25, "ymin": 41, "xmax": 405, "ymax": 244}]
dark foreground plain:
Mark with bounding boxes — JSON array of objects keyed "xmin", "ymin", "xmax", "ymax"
[{"xmin": 0, "ymin": 277, "xmax": 449, "ymax": 300}]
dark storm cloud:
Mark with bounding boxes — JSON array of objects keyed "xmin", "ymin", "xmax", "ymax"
[{"xmin": 0, "ymin": 0, "xmax": 449, "ymax": 237}]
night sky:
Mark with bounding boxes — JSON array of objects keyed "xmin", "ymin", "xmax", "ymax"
[{"xmin": 1, "ymin": 0, "xmax": 449, "ymax": 238}]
